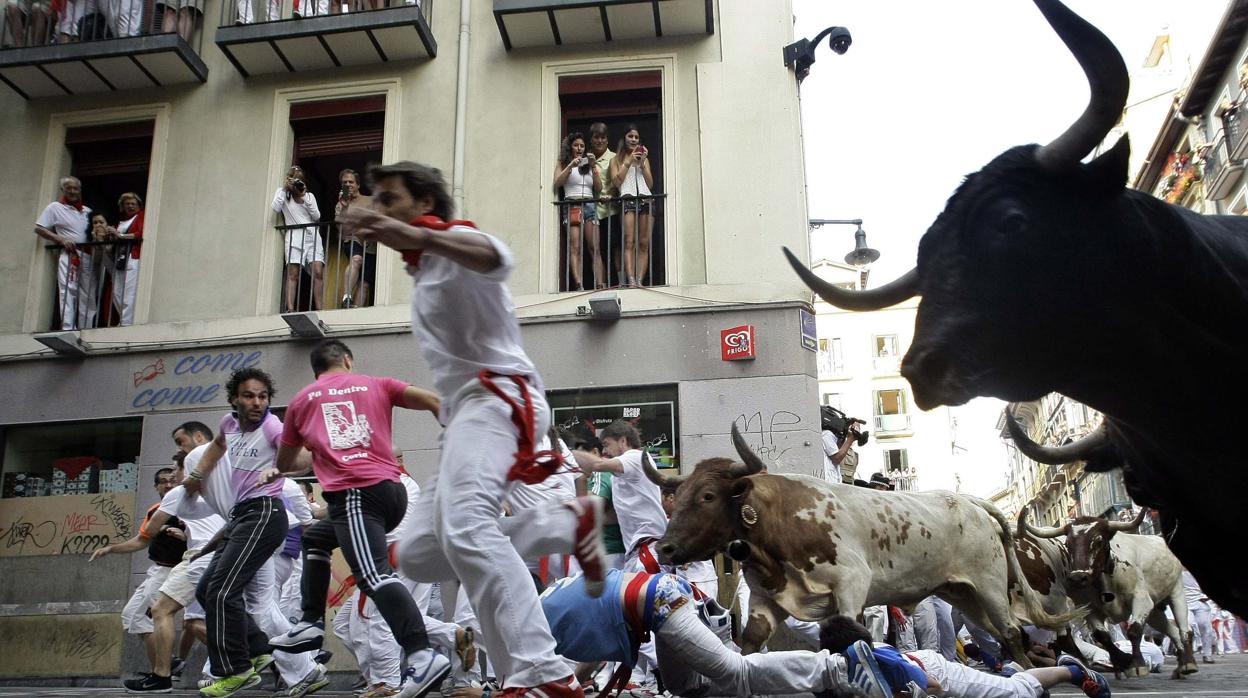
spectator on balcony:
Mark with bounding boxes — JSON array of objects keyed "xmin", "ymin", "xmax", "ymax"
[
  {"xmin": 110, "ymin": 192, "xmax": 144, "ymax": 326},
  {"xmin": 553, "ymin": 132, "xmax": 602, "ymax": 292},
  {"xmin": 155, "ymin": 0, "xmax": 199, "ymax": 41},
  {"xmin": 588, "ymin": 123, "xmax": 620, "ymax": 285},
  {"xmin": 335, "ymin": 168, "xmax": 373, "ymax": 309},
  {"xmin": 609, "ymin": 124, "xmax": 654, "ymax": 288},
  {"xmin": 51, "ymin": 0, "xmax": 93, "ymax": 42},
  {"xmin": 35, "ymin": 176, "xmax": 96, "ymax": 330},
  {"xmin": 234, "ymin": 0, "xmax": 278, "ymax": 24},
  {"xmin": 97, "ymin": 0, "xmax": 141, "ymax": 37},
  {"xmin": 272, "ymin": 165, "xmax": 325, "ymax": 313},
  {"xmin": 4, "ymin": 0, "xmax": 51, "ymax": 47}
]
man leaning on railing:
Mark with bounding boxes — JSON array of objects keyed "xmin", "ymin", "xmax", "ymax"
[{"xmin": 34, "ymin": 176, "xmax": 94, "ymax": 331}]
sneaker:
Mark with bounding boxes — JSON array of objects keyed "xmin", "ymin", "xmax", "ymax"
[
  {"xmin": 314, "ymin": 649, "xmax": 334, "ymax": 666},
  {"xmin": 273, "ymin": 663, "xmax": 330, "ymax": 698},
  {"xmin": 842, "ymin": 640, "xmax": 891, "ymax": 698},
  {"xmin": 360, "ymin": 683, "xmax": 400, "ymax": 698},
  {"xmin": 199, "ymin": 668, "xmax": 261, "ymax": 698},
  {"xmin": 125, "ymin": 673, "xmax": 173, "ymax": 693},
  {"xmin": 252, "ymin": 653, "xmax": 276, "ymax": 675},
  {"xmin": 567, "ymin": 496, "xmax": 607, "ymax": 597},
  {"xmin": 352, "ymin": 674, "xmax": 370, "ymax": 692},
  {"xmin": 396, "ymin": 648, "xmax": 452, "ymax": 698},
  {"xmin": 496, "ymin": 676, "xmax": 584, "ymax": 697},
  {"xmin": 269, "ymin": 621, "xmax": 324, "ymax": 653},
  {"xmin": 1058, "ymin": 654, "xmax": 1112, "ymax": 698},
  {"xmin": 455, "ymin": 626, "xmax": 477, "ymax": 672},
  {"xmin": 171, "ymin": 657, "xmax": 187, "ymax": 679}
]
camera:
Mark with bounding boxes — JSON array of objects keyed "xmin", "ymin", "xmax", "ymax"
[
  {"xmin": 291, "ymin": 179, "xmax": 307, "ymax": 194},
  {"xmin": 820, "ymin": 405, "xmax": 869, "ymax": 447},
  {"xmin": 577, "ymin": 156, "xmax": 592, "ymax": 175},
  {"xmin": 340, "ymin": 183, "xmax": 352, "ymax": 199}
]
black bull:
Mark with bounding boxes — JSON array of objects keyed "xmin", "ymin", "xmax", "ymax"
[{"xmin": 785, "ymin": 0, "xmax": 1248, "ymax": 618}]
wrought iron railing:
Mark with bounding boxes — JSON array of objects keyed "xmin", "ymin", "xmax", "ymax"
[
  {"xmin": 44, "ymin": 239, "xmax": 141, "ymax": 330},
  {"xmin": 553, "ymin": 193, "xmax": 666, "ymax": 291},
  {"xmin": 1, "ymin": 0, "xmax": 203, "ymax": 52},
  {"xmin": 221, "ymin": 0, "xmax": 430, "ymax": 27},
  {"xmin": 275, "ymin": 221, "xmax": 377, "ymax": 314}
]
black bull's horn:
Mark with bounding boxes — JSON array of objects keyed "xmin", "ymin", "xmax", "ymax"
[
  {"xmin": 783, "ymin": 247, "xmax": 919, "ymax": 312},
  {"xmin": 643, "ymin": 423, "xmax": 766, "ymax": 488},
  {"xmin": 1005, "ymin": 405, "xmax": 1109, "ymax": 465}
]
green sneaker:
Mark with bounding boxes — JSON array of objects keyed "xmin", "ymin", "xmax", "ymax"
[
  {"xmin": 252, "ymin": 654, "xmax": 275, "ymax": 675},
  {"xmin": 199, "ymin": 668, "xmax": 261, "ymax": 697}
]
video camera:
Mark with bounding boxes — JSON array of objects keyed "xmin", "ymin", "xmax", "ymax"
[{"xmin": 820, "ymin": 405, "xmax": 869, "ymax": 446}]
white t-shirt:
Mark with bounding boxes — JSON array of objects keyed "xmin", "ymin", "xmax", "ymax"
[
  {"xmin": 387, "ymin": 474, "xmax": 422, "ymax": 544},
  {"xmin": 159, "ymin": 483, "xmax": 226, "ymax": 550},
  {"xmin": 281, "ymin": 477, "xmax": 315, "ymax": 528},
  {"xmin": 1182, "ymin": 570, "xmax": 1209, "ymax": 608},
  {"xmin": 612, "ymin": 449, "xmax": 668, "ymax": 553},
  {"xmin": 36, "ymin": 201, "xmax": 90, "ymax": 244},
  {"xmin": 271, "ymin": 188, "xmax": 320, "ymax": 229},
  {"xmin": 507, "ymin": 437, "xmax": 577, "ymax": 511},
  {"xmin": 408, "ymin": 226, "xmax": 540, "ymax": 417}
]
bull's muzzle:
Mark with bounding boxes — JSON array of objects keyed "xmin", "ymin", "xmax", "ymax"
[{"xmin": 1067, "ymin": 570, "xmax": 1092, "ymax": 588}]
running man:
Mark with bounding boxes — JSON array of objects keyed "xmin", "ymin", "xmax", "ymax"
[
  {"xmin": 265, "ymin": 339, "xmax": 449, "ymax": 698},
  {"xmin": 339, "ymin": 161, "xmax": 607, "ymax": 697}
]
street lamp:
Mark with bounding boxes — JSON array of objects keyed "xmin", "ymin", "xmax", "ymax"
[
  {"xmin": 808, "ymin": 218, "xmax": 881, "ymax": 267},
  {"xmin": 783, "ymin": 26, "xmax": 852, "ymax": 83}
]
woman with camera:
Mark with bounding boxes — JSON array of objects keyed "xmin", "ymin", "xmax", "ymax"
[
  {"xmin": 609, "ymin": 125, "xmax": 654, "ymax": 288},
  {"xmin": 272, "ymin": 165, "xmax": 324, "ymax": 313},
  {"xmin": 553, "ymin": 131, "xmax": 603, "ymax": 291}
]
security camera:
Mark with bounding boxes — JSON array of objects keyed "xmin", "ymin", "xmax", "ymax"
[
  {"xmin": 782, "ymin": 25, "xmax": 852, "ymax": 82},
  {"xmin": 827, "ymin": 27, "xmax": 852, "ymax": 55}
]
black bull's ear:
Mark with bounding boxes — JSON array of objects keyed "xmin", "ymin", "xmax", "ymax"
[
  {"xmin": 1084, "ymin": 135, "xmax": 1129, "ymax": 196},
  {"xmin": 731, "ymin": 477, "xmax": 753, "ymax": 501}
]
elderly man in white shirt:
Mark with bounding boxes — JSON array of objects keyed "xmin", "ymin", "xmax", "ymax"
[{"xmin": 34, "ymin": 176, "xmax": 96, "ymax": 330}]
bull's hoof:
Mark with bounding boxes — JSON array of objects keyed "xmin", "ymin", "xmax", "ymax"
[
  {"xmin": 1129, "ymin": 666, "xmax": 1149, "ymax": 678},
  {"xmin": 1179, "ymin": 663, "xmax": 1199, "ymax": 675},
  {"xmin": 1170, "ymin": 667, "xmax": 1187, "ymax": 680}
]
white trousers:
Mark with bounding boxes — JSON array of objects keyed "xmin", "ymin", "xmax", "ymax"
[
  {"xmin": 1191, "ymin": 604, "xmax": 1214, "ymax": 659},
  {"xmin": 909, "ymin": 649, "xmax": 1044, "ymax": 698},
  {"xmin": 656, "ymin": 601, "xmax": 848, "ymax": 696},
  {"xmin": 122, "ymin": 564, "xmax": 171, "ymax": 635},
  {"xmin": 397, "ymin": 381, "xmax": 576, "ymax": 688},
  {"xmin": 273, "ymin": 553, "xmax": 302, "ymax": 624},
  {"xmin": 56, "ymin": 250, "xmax": 98, "ymax": 330},
  {"xmin": 98, "ymin": 0, "xmax": 142, "ymax": 35},
  {"xmin": 245, "ymin": 557, "xmax": 316, "ymax": 685},
  {"xmin": 235, "ymin": 0, "xmax": 278, "ymax": 22},
  {"xmin": 913, "ymin": 596, "xmax": 958, "ymax": 662},
  {"xmin": 110, "ymin": 256, "xmax": 139, "ymax": 326}
]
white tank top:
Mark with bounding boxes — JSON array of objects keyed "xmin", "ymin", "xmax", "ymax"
[
  {"xmin": 620, "ymin": 162, "xmax": 651, "ymax": 197},
  {"xmin": 563, "ymin": 166, "xmax": 594, "ymax": 200}
]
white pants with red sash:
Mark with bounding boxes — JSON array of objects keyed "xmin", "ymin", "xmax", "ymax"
[{"xmin": 397, "ymin": 378, "xmax": 580, "ymax": 688}]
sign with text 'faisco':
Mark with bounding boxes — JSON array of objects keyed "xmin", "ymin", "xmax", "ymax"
[{"xmin": 126, "ymin": 350, "xmax": 264, "ymax": 412}]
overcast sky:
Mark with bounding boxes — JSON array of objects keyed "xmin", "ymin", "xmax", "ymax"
[{"xmin": 792, "ymin": 0, "xmax": 1225, "ymax": 496}]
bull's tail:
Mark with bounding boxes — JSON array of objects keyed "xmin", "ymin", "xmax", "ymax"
[{"xmin": 973, "ymin": 498, "xmax": 1086, "ymax": 629}]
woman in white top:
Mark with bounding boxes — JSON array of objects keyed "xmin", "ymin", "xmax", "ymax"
[
  {"xmin": 553, "ymin": 132, "xmax": 603, "ymax": 291},
  {"xmin": 609, "ymin": 124, "xmax": 654, "ymax": 287}
]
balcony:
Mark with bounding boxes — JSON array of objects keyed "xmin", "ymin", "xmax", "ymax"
[
  {"xmin": 873, "ymin": 413, "xmax": 911, "ymax": 434},
  {"xmin": 1203, "ymin": 136, "xmax": 1244, "ymax": 201},
  {"xmin": 43, "ymin": 239, "xmax": 141, "ymax": 331},
  {"xmin": 273, "ymin": 221, "xmax": 378, "ymax": 314},
  {"xmin": 493, "ymin": 0, "xmax": 713, "ymax": 51},
  {"xmin": 554, "ymin": 194, "xmax": 666, "ymax": 291},
  {"xmin": 1226, "ymin": 105, "xmax": 1248, "ymax": 161},
  {"xmin": 0, "ymin": 5, "xmax": 206, "ymax": 99},
  {"xmin": 215, "ymin": 0, "xmax": 435, "ymax": 78},
  {"xmin": 872, "ymin": 354, "xmax": 900, "ymax": 375}
]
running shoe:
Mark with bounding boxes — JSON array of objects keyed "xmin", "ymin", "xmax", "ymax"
[
  {"xmin": 252, "ymin": 653, "xmax": 276, "ymax": 675},
  {"xmin": 199, "ymin": 668, "xmax": 261, "ymax": 698},
  {"xmin": 396, "ymin": 648, "xmax": 451, "ymax": 698},
  {"xmin": 269, "ymin": 621, "xmax": 325, "ymax": 652},
  {"xmin": 170, "ymin": 656, "xmax": 186, "ymax": 679},
  {"xmin": 496, "ymin": 675, "xmax": 584, "ymax": 697},
  {"xmin": 1058, "ymin": 654, "xmax": 1112, "ymax": 698},
  {"xmin": 567, "ymin": 496, "xmax": 607, "ymax": 597},
  {"xmin": 843, "ymin": 640, "xmax": 891, "ymax": 698},
  {"xmin": 273, "ymin": 663, "xmax": 330, "ymax": 698},
  {"xmin": 124, "ymin": 673, "xmax": 172, "ymax": 693}
]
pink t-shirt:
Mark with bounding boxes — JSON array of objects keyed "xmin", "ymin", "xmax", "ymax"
[{"xmin": 280, "ymin": 373, "xmax": 407, "ymax": 492}]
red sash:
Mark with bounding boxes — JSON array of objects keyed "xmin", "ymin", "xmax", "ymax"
[{"xmin": 477, "ymin": 370, "xmax": 566, "ymax": 485}]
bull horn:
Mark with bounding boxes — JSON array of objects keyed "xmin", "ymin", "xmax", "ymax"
[
  {"xmin": 783, "ymin": 247, "xmax": 918, "ymax": 311},
  {"xmin": 1031, "ymin": 0, "xmax": 1129, "ymax": 171},
  {"xmin": 1005, "ymin": 406, "xmax": 1108, "ymax": 465},
  {"xmin": 729, "ymin": 422, "xmax": 767, "ymax": 478},
  {"xmin": 1019, "ymin": 507, "xmax": 1066, "ymax": 539},
  {"xmin": 1108, "ymin": 507, "xmax": 1147, "ymax": 532},
  {"xmin": 642, "ymin": 450, "xmax": 686, "ymax": 489}
]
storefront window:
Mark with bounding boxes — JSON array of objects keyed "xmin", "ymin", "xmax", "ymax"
[
  {"xmin": 548, "ymin": 384, "xmax": 679, "ymax": 470},
  {"xmin": 1, "ymin": 418, "xmax": 142, "ymax": 498}
]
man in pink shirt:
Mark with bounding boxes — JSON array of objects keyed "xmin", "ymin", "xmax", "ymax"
[{"xmin": 267, "ymin": 339, "xmax": 449, "ymax": 698}]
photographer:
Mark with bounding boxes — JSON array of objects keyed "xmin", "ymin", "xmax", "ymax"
[
  {"xmin": 271, "ymin": 165, "xmax": 325, "ymax": 313},
  {"xmin": 820, "ymin": 405, "xmax": 865, "ymax": 484},
  {"xmin": 334, "ymin": 168, "xmax": 373, "ymax": 308}
]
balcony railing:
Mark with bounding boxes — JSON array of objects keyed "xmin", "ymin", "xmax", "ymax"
[
  {"xmin": 275, "ymin": 221, "xmax": 378, "ymax": 313},
  {"xmin": 1203, "ymin": 135, "xmax": 1244, "ymax": 201},
  {"xmin": 1226, "ymin": 106, "xmax": 1248, "ymax": 161},
  {"xmin": 874, "ymin": 413, "xmax": 911, "ymax": 434},
  {"xmin": 872, "ymin": 354, "xmax": 901, "ymax": 375},
  {"xmin": 0, "ymin": 0, "xmax": 207, "ymax": 98},
  {"xmin": 44, "ymin": 239, "xmax": 141, "ymax": 330},
  {"xmin": 215, "ymin": 0, "xmax": 435, "ymax": 77},
  {"xmin": 554, "ymin": 193, "xmax": 666, "ymax": 291},
  {"xmin": 817, "ymin": 353, "xmax": 844, "ymax": 377}
]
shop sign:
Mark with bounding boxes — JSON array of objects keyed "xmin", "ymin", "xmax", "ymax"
[
  {"xmin": 126, "ymin": 350, "xmax": 264, "ymax": 412},
  {"xmin": 720, "ymin": 324, "xmax": 756, "ymax": 361},
  {"xmin": 799, "ymin": 309, "xmax": 817, "ymax": 352},
  {"xmin": 552, "ymin": 398, "xmax": 678, "ymax": 469}
]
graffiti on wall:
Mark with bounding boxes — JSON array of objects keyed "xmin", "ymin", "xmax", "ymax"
[{"xmin": 0, "ymin": 492, "xmax": 135, "ymax": 557}]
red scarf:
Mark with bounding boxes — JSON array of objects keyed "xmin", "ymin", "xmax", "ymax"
[
  {"xmin": 402, "ymin": 215, "xmax": 477, "ymax": 267},
  {"xmin": 59, "ymin": 196, "xmax": 83, "ymax": 211}
]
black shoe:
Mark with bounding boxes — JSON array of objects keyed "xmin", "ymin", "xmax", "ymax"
[
  {"xmin": 124, "ymin": 673, "xmax": 172, "ymax": 693},
  {"xmin": 170, "ymin": 656, "xmax": 186, "ymax": 678},
  {"xmin": 314, "ymin": 649, "xmax": 333, "ymax": 666}
]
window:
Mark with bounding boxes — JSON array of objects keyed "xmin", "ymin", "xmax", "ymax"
[
  {"xmin": 557, "ymin": 71, "xmax": 665, "ymax": 290},
  {"xmin": 1, "ymin": 418, "xmax": 141, "ymax": 498},
  {"xmin": 821, "ymin": 392, "xmax": 841, "ymax": 410},
  {"xmin": 817, "ymin": 337, "xmax": 844, "ymax": 376},
  {"xmin": 872, "ymin": 335, "xmax": 898, "ymax": 357},
  {"xmin": 883, "ymin": 448, "xmax": 908, "ymax": 473},
  {"xmin": 873, "ymin": 388, "xmax": 911, "ymax": 433},
  {"xmin": 547, "ymin": 384, "xmax": 679, "ymax": 470}
]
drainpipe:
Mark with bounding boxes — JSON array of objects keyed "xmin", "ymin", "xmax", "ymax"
[{"xmin": 452, "ymin": 0, "xmax": 471, "ymax": 215}]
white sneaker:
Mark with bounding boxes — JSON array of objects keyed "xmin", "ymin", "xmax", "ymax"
[
  {"xmin": 397, "ymin": 648, "xmax": 451, "ymax": 698},
  {"xmin": 269, "ymin": 620, "xmax": 324, "ymax": 652}
]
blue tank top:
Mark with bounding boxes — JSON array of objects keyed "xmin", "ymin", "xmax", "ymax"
[{"xmin": 540, "ymin": 570, "xmax": 637, "ymax": 664}]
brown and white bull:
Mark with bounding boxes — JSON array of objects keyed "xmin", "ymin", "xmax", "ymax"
[
  {"xmin": 648, "ymin": 425, "xmax": 1081, "ymax": 665},
  {"xmin": 1021, "ymin": 509, "xmax": 1198, "ymax": 678}
]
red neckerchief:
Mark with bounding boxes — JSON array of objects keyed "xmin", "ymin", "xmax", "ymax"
[
  {"xmin": 402, "ymin": 215, "xmax": 477, "ymax": 267},
  {"xmin": 59, "ymin": 196, "xmax": 83, "ymax": 211}
]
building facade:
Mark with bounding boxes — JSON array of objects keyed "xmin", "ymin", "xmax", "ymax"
[{"xmin": 0, "ymin": 0, "xmax": 826, "ymax": 680}]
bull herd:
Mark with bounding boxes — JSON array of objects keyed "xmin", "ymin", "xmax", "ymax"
[{"xmin": 652, "ymin": 0, "xmax": 1248, "ymax": 681}]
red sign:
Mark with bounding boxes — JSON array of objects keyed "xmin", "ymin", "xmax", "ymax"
[{"xmin": 720, "ymin": 325, "xmax": 757, "ymax": 361}]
